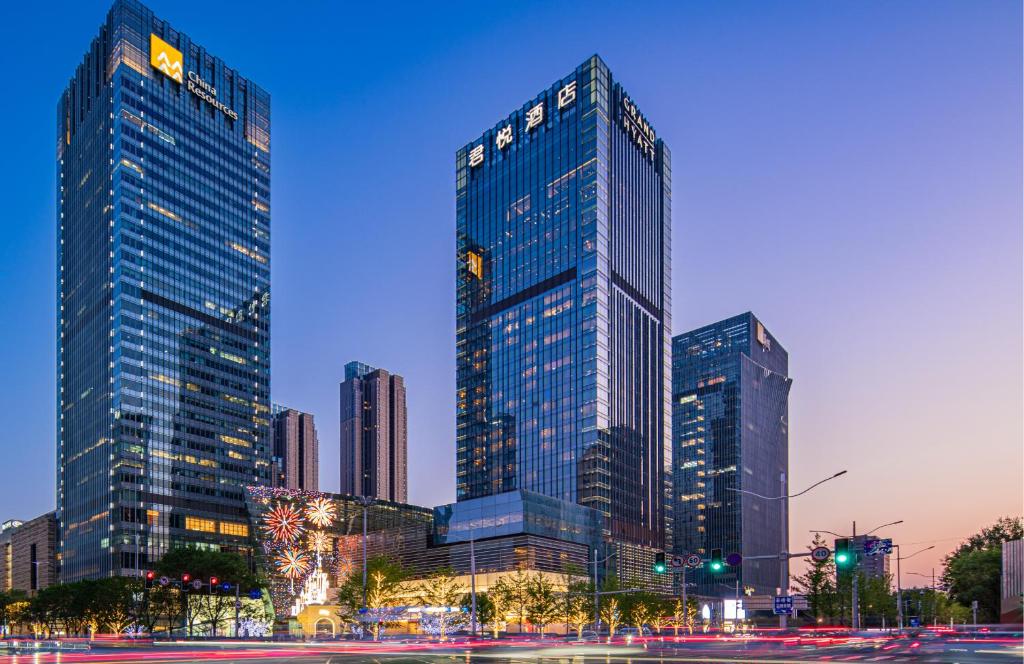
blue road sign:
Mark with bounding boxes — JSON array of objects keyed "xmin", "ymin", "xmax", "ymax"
[
  {"xmin": 863, "ymin": 538, "xmax": 893, "ymax": 556},
  {"xmin": 773, "ymin": 596, "xmax": 794, "ymax": 615}
]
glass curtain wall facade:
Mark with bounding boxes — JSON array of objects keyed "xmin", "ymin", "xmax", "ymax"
[
  {"xmin": 672, "ymin": 313, "xmax": 790, "ymax": 597},
  {"xmin": 58, "ymin": 0, "xmax": 271, "ymax": 581},
  {"xmin": 455, "ymin": 56, "xmax": 671, "ymax": 548}
]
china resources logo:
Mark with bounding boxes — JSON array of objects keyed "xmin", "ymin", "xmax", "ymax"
[{"xmin": 150, "ymin": 34, "xmax": 183, "ymax": 83}]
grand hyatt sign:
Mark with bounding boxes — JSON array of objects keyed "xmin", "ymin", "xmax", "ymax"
[{"xmin": 150, "ymin": 33, "xmax": 238, "ymax": 121}]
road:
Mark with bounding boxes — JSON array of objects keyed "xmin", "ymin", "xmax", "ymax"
[{"xmin": 2, "ymin": 634, "xmax": 1021, "ymax": 663}]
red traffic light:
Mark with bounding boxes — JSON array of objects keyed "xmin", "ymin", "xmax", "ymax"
[
  {"xmin": 145, "ymin": 571, "xmax": 155, "ymax": 580},
  {"xmin": 182, "ymin": 573, "xmax": 191, "ymax": 583},
  {"xmin": 210, "ymin": 576, "xmax": 219, "ymax": 586}
]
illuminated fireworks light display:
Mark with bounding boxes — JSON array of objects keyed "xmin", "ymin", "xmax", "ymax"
[
  {"xmin": 265, "ymin": 504, "xmax": 304, "ymax": 543},
  {"xmin": 276, "ymin": 547, "xmax": 311, "ymax": 579},
  {"xmin": 248, "ymin": 487, "xmax": 346, "ymax": 619},
  {"xmin": 305, "ymin": 497, "xmax": 336, "ymax": 528}
]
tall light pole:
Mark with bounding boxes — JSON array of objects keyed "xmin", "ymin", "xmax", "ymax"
[
  {"xmin": 811, "ymin": 519, "xmax": 903, "ymax": 629},
  {"xmin": 356, "ymin": 495, "xmax": 375, "ymax": 612},
  {"xmin": 895, "ymin": 544, "xmax": 934, "ymax": 632},
  {"xmin": 729, "ymin": 469, "xmax": 847, "ymax": 628},
  {"xmin": 592, "ymin": 547, "xmax": 616, "ymax": 631}
]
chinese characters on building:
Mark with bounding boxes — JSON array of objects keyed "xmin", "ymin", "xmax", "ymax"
[{"xmin": 468, "ymin": 80, "xmax": 577, "ymax": 168}]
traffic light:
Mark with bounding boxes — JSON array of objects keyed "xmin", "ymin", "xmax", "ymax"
[
  {"xmin": 182, "ymin": 572, "xmax": 191, "ymax": 584},
  {"xmin": 835, "ymin": 539, "xmax": 852, "ymax": 567},
  {"xmin": 145, "ymin": 571, "xmax": 155, "ymax": 588},
  {"xmin": 210, "ymin": 576, "xmax": 219, "ymax": 588},
  {"xmin": 653, "ymin": 552, "xmax": 667, "ymax": 574},
  {"xmin": 710, "ymin": 548, "xmax": 724, "ymax": 572}
]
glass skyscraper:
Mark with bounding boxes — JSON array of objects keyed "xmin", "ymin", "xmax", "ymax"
[
  {"xmin": 455, "ymin": 56, "xmax": 671, "ymax": 548},
  {"xmin": 672, "ymin": 313, "xmax": 790, "ymax": 597},
  {"xmin": 57, "ymin": 0, "xmax": 271, "ymax": 581}
]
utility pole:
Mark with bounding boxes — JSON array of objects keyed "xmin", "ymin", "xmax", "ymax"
[
  {"xmin": 680, "ymin": 567, "xmax": 687, "ymax": 633},
  {"xmin": 851, "ymin": 521, "xmax": 859, "ymax": 630},
  {"xmin": 234, "ymin": 583, "xmax": 240, "ymax": 638},
  {"xmin": 779, "ymin": 472, "xmax": 789, "ymax": 629},
  {"xmin": 593, "ymin": 548, "xmax": 599, "ymax": 631},
  {"xmin": 469, "ymin": 534, "xmax": 477, "ymax": 636},
  {"xmin": 356, "ymin": 496, "xmax": 374, "ymax": 612}
]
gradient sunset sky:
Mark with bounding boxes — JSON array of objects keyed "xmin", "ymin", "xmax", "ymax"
[{"xmin": 1, "ymin": 0, "xmax": 1020, "ymax": 580}]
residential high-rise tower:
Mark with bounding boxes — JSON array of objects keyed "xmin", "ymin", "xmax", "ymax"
[
  {"xmin": 455, "ymin": 56, "xmax": 672, "ymax": 549},
  {"xmin": 271, "ymin": 406, "xmax": 319, "ymax": 491},
  {"xmin": 57, "ymin": 0, "xmax": 271, "ymax": 581},
  {"xmin": 339, "ymin": 362, "xmax": 408, "ymax": 502},
  {"xmin": 672, "ymin": 313, "xmax": 790, "ymax": 597}
]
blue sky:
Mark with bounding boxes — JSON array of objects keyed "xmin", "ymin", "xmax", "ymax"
[{"xmin": 1, "ymin": 0, "xmax": 1020, "ymax": 576}]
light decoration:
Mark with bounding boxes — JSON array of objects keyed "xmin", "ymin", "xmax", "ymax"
[
  {"xmin": 309, "ymin": 531, "xmax": 330, "ymax": 555},
  {"xmin": 305, "ymin": 497, "xmax": 336, "ymax": 528},
  {"xmin": 248, "ymin": 487, "xmax": 355, "ymax": 621},
  {"xmin": 276, "ymin": 548, "xmax": 311, "ymax": 580},
  {"xmin": 265, "ymin": 504, "xmax": 303, "ymax": 543}
]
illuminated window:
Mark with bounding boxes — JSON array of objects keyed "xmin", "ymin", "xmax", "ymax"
[
  {"xmin": 185, "ymin": 517, "xmax": 216, "ymax": 533},
  {"xmin": 219, "ymin": 522, "xmax": 249, "ymax": 537}
]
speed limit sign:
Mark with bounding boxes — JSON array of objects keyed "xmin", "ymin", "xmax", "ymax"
[
  {"xmin": 686, "ymin": 554, "xmax": 702, "ymax": 568},
  {"xmin": 669, "ymin": 555, "xmax": 685, "ymax": 569},
  {"xmin": 811, "ymin": 546, "xmax": 831, "ymax": 562}
]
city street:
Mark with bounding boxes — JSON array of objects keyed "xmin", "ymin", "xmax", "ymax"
[{"xmin": 3, "ymin": 633, "xmax": 1023, "ymax": 664}]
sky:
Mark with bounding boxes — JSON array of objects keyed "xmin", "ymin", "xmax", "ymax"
[{"xmin": 0, "ymin": 0, "xmax": 1020, "ymax": 582}]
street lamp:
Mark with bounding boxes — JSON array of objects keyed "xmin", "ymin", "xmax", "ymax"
[
  {"xmin": 895, "ymin": 544, "xmax": 934, "ymax": 632},
  {"xmin": 592, "ymin": 547, "xmax": 615, "ymax": 632},
  {"xmin": 729, "ymin": 469, "xmax": 847, "ymax": 628},
  {"xmin": 355, "ymin": 495, "xmax": 375, "ymax": 612}
]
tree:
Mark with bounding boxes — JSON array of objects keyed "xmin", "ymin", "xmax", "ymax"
[
  {"xmin": 491, "ymin": 570, "xmax": 530, "ymax": 633},
  {"xmin": 418, "ymin": 567, "xmax": 465, "ymax": 640},
  {"xmin": 601, "ymin": 596, "xmax": 621, "ymax": 637},
  {"xmin": 462, "ymin": 591, "xmax": 495, "ymax": 635},
  {"xmin": 565, "ymin": 592, "xmax": 592, "ymax": 640},
  {"xmin": 525, "ymin": 574, "xmax": 559, "ymax": 636},
  {"xmin": 335, "ymin": 556, "xmax": 407, "ymax": 640},
  {"xmin": 628, "ymin": 598, "xmax": 653, "ymax": 633},
  {"xmin": 941, "ymin": 517, "xmax": 1021, "ymax": 624},
  {"xmin": 791, "ymin": 533, "xmax": 838, "ymax": 623},
  {"xmin": 92, "ymin": 577, "xmax": 138, "ymax": 634},
  {"xmin": 155, "ymin": 547, "xmax": 256, "ymax": 637},
  {"xmin": 944, "ymin": 548, "xmax": 1002, "ymax": 623},
  {"xmin": 0, "ymin": 590, "xmax": 28, "ymax": 637}
]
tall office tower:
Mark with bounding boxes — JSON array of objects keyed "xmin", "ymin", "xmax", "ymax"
[
  {"xmin": 271, "ymin": 406, "xmax": 319, "ymax": 491},
  {"xmin": 57, "ymin": 0, "xmax": 271, "ymax": 581},
  {"xmin": 672, "ymin": 313, "xmax": 791, "ymax": 597},
  {"xmin": 339, "ymin": 362, "xmax": 408, "ymax": 503},
  {"xmin": 455, "ymin": 56, "xmax": 672, "ymax": 548}
]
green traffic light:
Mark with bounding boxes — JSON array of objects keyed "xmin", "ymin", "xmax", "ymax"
[
  {"xmin": 654, "ymin": 563, "xmax": 666, "ymax": 574},
  {"xmin": 836, "ymin": 553, "xmax": 849, "ymax": 564},
  {"xmin": 711, "ymin": 561, "xmax": 723, "ymax": 571}
]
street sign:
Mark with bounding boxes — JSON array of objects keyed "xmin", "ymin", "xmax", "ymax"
[
  {"xmin": 910, "ymin": 617, "xmax": 920, "ymax": 627},
  {"xmin": 773, "ymin": 596, "xmax": 794, "ymax": 615},
  {"xmin": 810, "ymin": 546, "xmax": 831, "ymax": 562},
  {"xmin": 863, "ymin": 538, "xmax": 893, "ymax": 557},
  {"xmin": 669, "ymin": 555, "xmax": 685, "ymax": 569},
  {"xmin": 158, "ymin": 576, "xmax": 170, "ymax": 587},
  {"xmin": 191, "ymin": 579, "xmax": 203, "ymax": 590},
  {"xmin": 686, "ymin": 554, "xmax": 702, "ymax": 568},
  {"xmin": 726, "ymin": 552, "xmax": 743, "ymax": 567}
]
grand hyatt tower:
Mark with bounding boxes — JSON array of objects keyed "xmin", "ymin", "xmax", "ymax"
[
  {"xmin": 455, "ymin": 56, "xmax": 672, "ymax": 547},
  {"xmin": 58, "ymin": 0, "xmax": 271, "ymax": 581}
]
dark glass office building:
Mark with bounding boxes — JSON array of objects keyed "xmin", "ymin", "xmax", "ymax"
[
  {"xmin": 455, "ymin": 56, "xmax": 671, "ymax": 549},
  {"xmin": 672, "ymin": 313, "xmax": 790, "ymax": 597},
  {"xmin": 58, "ymin": 0, "xmax": 271, "ymax": 581}
]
